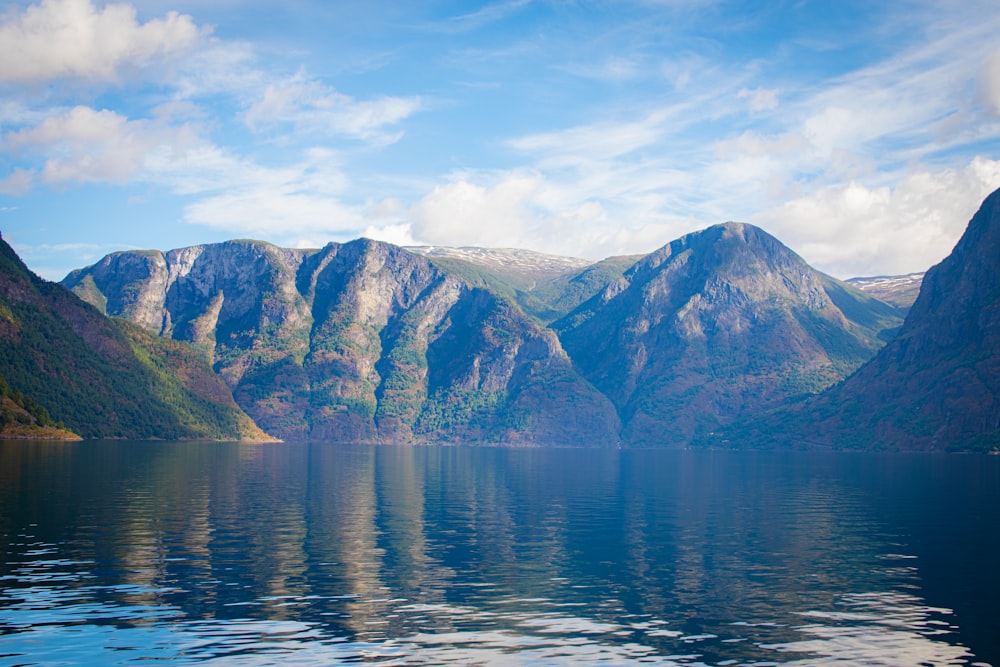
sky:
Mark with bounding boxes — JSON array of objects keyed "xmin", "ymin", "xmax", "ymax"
[{"xmin": 1, "ymin": 0, "xmax": 1000, "ymax": 281}]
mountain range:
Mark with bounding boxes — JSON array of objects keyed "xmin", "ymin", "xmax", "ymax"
[
  {"xmin": 62, "ymin": 239, "xmax": 620, "ymax": 446},
  {"xmin": 2, "ymin": 187, "xmax": 997, "ymax": 449}
]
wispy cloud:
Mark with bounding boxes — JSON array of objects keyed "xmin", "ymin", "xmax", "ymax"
[
  {"xmin": 401, "ymin": 1, "xmax": 1000, "ymax": 274},
  {"xmin": 3, "ymin": 0, "xmax": 1000, "ymax": 281},
  {"xmin": 560, "ymin": 57, "xmax": 644, "ymax": 83},
  {"xmin": 508, "ymin": 111, "xmax": 671, "ymax": 163},
  {"xmin": 142, "ymin": 142, "xmax": 370, "ymax": 240},
  {"xmin": 737, "ymin": 88, "xmax": 779, "ymax": 113},
  {"xmin": 244, "ymin": 76, "xmax": 422, "ymax": 144},
  {"xmin": 0, "ymin": 0, "xmax": 426, "ymax": 249},
  {"xmin": 433, "ymin": 0, "xmax": 534, "ymax": 34}
]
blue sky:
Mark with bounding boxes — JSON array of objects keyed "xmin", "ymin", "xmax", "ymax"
[{"xmin": 1, "ymin": 0, "xmax": 999, "ymax": 281}]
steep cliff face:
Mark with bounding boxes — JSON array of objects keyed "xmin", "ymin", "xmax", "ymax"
[
  {"xmin": 555, "ymin": 223, "xmax": 903, "ymax": 446},
  {"xmin": 781, "ymin": 188, "xmax": 1000, "ymax": 450},
  {"xmin": 67, "ymin": 239, "xmax": 619, "ymax": 446},
  {"xmin": 0, "ymin": 236, "xmax": 271, "ymax": 441}
]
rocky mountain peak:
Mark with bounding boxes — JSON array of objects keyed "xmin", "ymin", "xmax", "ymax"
[{"xmin": 556, "ymin": 221, "xmax": 903, "ymax": 445}]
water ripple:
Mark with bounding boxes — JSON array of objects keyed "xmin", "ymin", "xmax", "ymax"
[{"xmin": 1, "ymin": 443, "xmax": 997, "ymax": 666}]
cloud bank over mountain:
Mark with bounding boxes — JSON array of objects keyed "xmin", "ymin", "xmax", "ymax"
[{"xmin": 1, "ymin": 0, "xmax": 999, "ymax": 280}]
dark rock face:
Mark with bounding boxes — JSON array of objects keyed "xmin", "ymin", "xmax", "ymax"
[
  {"xmin": 66, "ymin": 238, "xmax": 620, "ymax": 446},
  {"xmin": 789, "ymin": 188, "xmax": 1000, "ymax": 450},
  {"xmin": 0, "ymin": 235, "xmax": 269, "ymax": 441},
  {"xmin": 554, "ymin": 223, "xmax": 903, "ymax": 446}
]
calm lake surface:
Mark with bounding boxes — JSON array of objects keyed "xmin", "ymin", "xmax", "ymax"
[{"xmin": 1, "ymin": 442, "xmax": 998, "ymax": 666}]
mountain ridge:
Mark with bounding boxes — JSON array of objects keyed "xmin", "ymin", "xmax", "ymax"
[
  {"xmin": 64, "ymin": 237, "xmax": 621, "ymax": 446},
  {"xmin": 42, "ymin": 186, "xmax": 1000, "ymax": 451},
  {"xmin": 63, "ymin": 222, "xmax": 908, "ymax": 447}
]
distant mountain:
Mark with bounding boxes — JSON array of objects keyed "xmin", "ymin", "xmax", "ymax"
[
  {"xmin": 65, "ymin": 239, "xmax": 620, "ymax": 446},
  {"xmin": 759, "ymin": 188, "xmax": 1000, "ymax": 451},
  {"xmin": 0, "ymin": 234, "xmax": 271, "ymax": 441},
  {"xmin": 406, "ymin": 246, "xmax": 594, "ymax": 279},
  {"xmin": 406, "ymin": 246, "xmax": 642, "ymax": 324},
  {"xmin": 554, "ymin": 223, "xmax": 905, "ymax": 446},
  {"xmin": 847, "ymin": 273, "xmax": 924, "ymax": 309}
]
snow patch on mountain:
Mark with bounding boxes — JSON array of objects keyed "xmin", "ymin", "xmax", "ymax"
[{"xmin": 405, "ymin": 246, "xmax": 594, "ymax": 278}]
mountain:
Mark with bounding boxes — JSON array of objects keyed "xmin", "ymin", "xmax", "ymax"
[
  {"xmin": 64, "ymin": 239, "xmax": 620, "ymax": 446},
  {"xmin": 554, "ymin": 222, "xmax": 905, "ymax": 446},
  {"xmin": 406, "ymin": 246, "xmax": 642, "ymax": 324},
  {"xmin": 847, "ymin": 273, "xmax": 924, "ymax": 309},
  {"xmin": 0, "ymin": 234, "xmax": 272, "ymax": 441},
  {"xmin": 405, "ymin": 246, "xmax": 594, "ymax": 281},
  {"xmin": 759, "ymin": 188, "xmax": 1000, "ymax": 451}
]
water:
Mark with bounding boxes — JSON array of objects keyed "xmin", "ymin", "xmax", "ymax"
[{"xmin": 1, "ymin": 442, "xmax": 998, "ymax": 666}]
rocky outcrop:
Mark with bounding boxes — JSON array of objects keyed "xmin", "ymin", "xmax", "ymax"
[
  {"xmin": 554, "ymin": 223, "xmax": 904, "ymax": 446},
  {"xmin": 66, "ymin": 238, "xmax": 620, "ymax": 446}
]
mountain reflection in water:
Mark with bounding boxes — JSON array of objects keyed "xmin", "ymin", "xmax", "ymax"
[{"xmin": 0, "ymin": 442, "xmax": 997, "ymax": 666}]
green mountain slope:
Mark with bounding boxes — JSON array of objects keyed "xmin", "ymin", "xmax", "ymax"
[
  {"xmin": 0, "ymin": 235, "xmax": 272, "ymax": 441},
  {"xmin": 0, "ymin": 371, "xmax": 80, "ymax": 440}
]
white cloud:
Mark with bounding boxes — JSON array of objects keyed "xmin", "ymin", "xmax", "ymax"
[
  {"xmin": 1, "ymin": 106, "xmax": 198, "ymax": 186},
  {"xmin": 755, "ymin": 157, "xmax": 1000, "ymax": 278},
  {"xmin": 244, "ymin": 77, "xmax": 422, "ymax": 143},
  {"xmin": 362, "ymin": 223, "xmax": 418, "ymax": 247},
  {"xmin": 789, "ymin": 13, "xmax": 1000, "ymax": 159},
  {"xmin": 410, "ymin": 172, "xmax": 542, "ymax": 247},
  {"xmin": 0, "ymin": 101, "xmax": 383, "ymax": 242},
  {"xmin": 401, "ymin": 155, "xmax": 1000, "ymax": 278},
  {"xmin": 0, "ymin": 0, "xmax": 203, "ymax": 83},
  {"xmin": 406, "ymin": 169, "xmax": 703, "ymax": 260}
]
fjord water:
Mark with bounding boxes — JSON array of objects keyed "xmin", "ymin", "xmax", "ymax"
[{"xmin": 1, "ymin": 442, "xmax": 997, "ymax": 666}]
